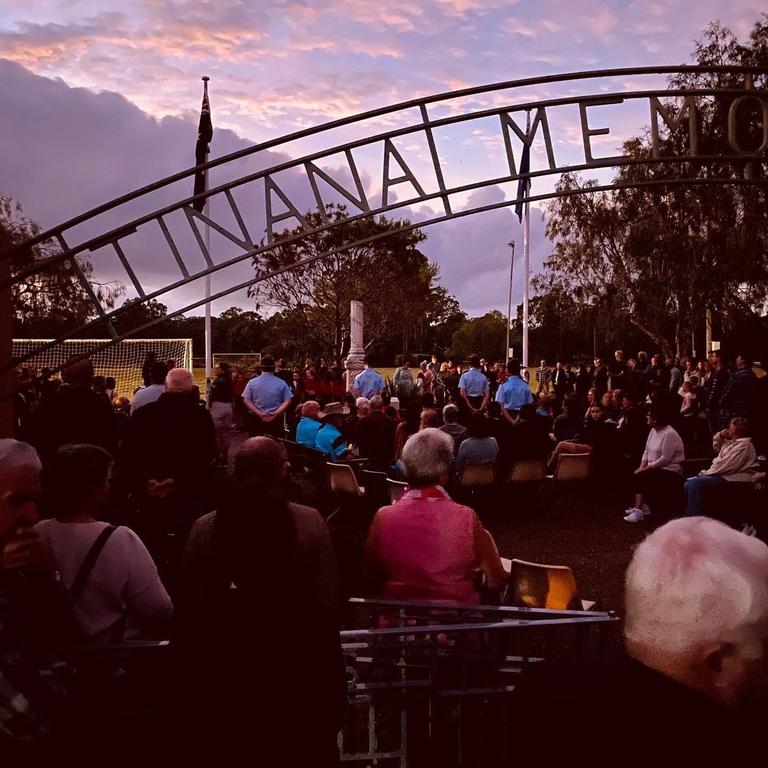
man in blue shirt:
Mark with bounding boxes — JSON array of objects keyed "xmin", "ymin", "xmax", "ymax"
[
  {"xmin": 459, "ymin": 355, "xmax": 490, "ymax": 416},
  {"xmin": 314, "ymin": 402, "xmax": 351, "ymax": 460},
  {"xmin": 353, "ymin": 358, "xmax": 385, "ymax": 399},
  {"xmin": 295, "ymin": 400, "xmax": 322, "ymax": 447},
  {"xmin": 242, "ymin": 355, "xmax": 293, "ymax": 437},
  {"xmin": 496, "ymin": 359, "xmax": 533, "ymax": 424}
]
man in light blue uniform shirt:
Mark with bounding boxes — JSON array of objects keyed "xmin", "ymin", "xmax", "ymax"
[
  {"xmin": 495, "ymin": 359, "xmax": 533, "ymax": 424},
  {"xmin": 458, "ymin": 355, "xmax": 490, "ymax": 415},
  {"xmin": 353, "ymin": 358, "xmax": 385, "ymax": 399},
  {"xmin": 242, "ymin": 355, "xmax": 293, "ymax": 437}
]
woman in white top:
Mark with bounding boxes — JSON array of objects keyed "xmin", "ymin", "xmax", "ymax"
[
  {"xmin": 624, "ymin": 405, "xmax": 685, "ymax": 523},
  {"xmin": 36, "ymin": 444, "xmax": 172, "ymax": 643}
]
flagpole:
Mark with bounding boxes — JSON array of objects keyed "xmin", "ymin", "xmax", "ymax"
[
  {"xmin": 202, "ymin": 76, "xmax": 213, "ymax": 394},
  {"xmin": 522, "ymin": 109, "xmax": 531, "ymax": 371},
  {"xmin": 505, "ymin": 241, "xmax": 515, "ymax": 364}
]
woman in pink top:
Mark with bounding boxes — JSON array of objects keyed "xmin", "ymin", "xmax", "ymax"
[{"xmin": 362, "ymin": 428, "xmax": 505, "ymax": 604}]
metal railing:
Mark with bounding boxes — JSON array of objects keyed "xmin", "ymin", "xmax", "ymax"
[{"xmin": 60, "ymin": 598, "xmax": 618, "ymax": 766}]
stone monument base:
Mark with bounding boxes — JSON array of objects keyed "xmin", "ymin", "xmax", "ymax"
[{"xmin": 345, "ymin": 351, "xmax": 365, "ymax": 393}]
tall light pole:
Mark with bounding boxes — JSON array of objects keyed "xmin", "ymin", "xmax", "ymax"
[
  {"xmin": 521, "ymin": 110, "xmax": 531, "ymax": 369},
  {"xmin": 505, "ymin": 241, "xmax": 515, "ymax": 364}
]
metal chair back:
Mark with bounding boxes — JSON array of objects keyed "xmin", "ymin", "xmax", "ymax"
[
  {"xmin": 458, "ymin": 462, "xmax": 495, "ymax": 488},
  {"xmin": 508, "ymin": 459, "xmax": 546, "ymax": 484},
  {"xmin": 327, "ymin": 462, "xmax": 365, "ymax": 497},
  {"xmin": 386, "ymin": 478, "xmax": 408, "ymax": 504},
  {"xmin": 553, "ymin": 453, "xmax": 591, "ymax": 481}
]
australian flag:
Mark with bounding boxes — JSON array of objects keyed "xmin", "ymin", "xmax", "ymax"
[
  {"xmin": 515, "ymin": 141, "xmax": 530, "ymax": 223},
  {"xmin": 193, "ymin": 79, "xmax": 213, "ymax": 212}
]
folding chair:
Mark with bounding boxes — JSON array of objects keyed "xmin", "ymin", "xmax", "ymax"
[
  {"xmin": 457, "ymin": 462, "xmax": 495, "ymax": 488},
  {"xmin": 545, "ymin": 453, "xmax": 592, "ymax": 513},
  {"xmin": 386, "ymin": 478, "xmax": 408, "ymax": 504},
  {"xmin": 327, "ymin": 462, "xmax": 366, "ymax": 497},
  {"xmin": 360, "ymin": 469, "xmax": 389, "ymax": 510},
  {"xmin": 504, "ymin": 558, "xmax": 595, "ymax": 611},
  {"xmin": 326, "ymin": 462, "xmax": 366, "ymax": 525},
  {"xmin": 547, "ymin": 453, "xmax": 591, "ymax": 482},
  {"xmin": 507, "ymin": 459, "xmax": 546, "ymax": 484}
]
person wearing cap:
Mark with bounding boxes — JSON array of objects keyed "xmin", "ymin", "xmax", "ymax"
[
  {"xmin": 241, "ymin": 355, "xmax": 293, "ymax": 438},
  {"xmin": 314, "ymin": 402, "xmax": 352, "ymax": 460},
  {"xmin": 353, "ymin": 357, "xmax": 385, "ymax": 399},
  {"xmin": 458, "ymin": 355, "xmax": 490, "ymax": 416}
]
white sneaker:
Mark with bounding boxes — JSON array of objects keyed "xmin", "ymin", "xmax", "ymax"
[{"xmin": 624, "ymin": 507, "xmax": 646, "ymax": 523}]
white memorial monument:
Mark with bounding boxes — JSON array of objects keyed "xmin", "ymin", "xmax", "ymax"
[{"xmin": 345, "ymin": 300, "xmax": 366, "ymax": 391}]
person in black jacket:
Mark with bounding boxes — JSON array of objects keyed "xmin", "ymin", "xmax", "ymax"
[
  {"xmin": 31, "ymin": 358, "xmax": 116, "ymax": 460},
  {"xmin": 118, "ymin": 368, "xmax": 215, "ymax": 576},
  {"xmin": 592, "ymin": 357, "xmax": 610, "ymax": 397},
  {"xmin": 356, "ymin": 395, "xmax": 397, "ymax": 472},
  {"xmin": 551, "ymin": 360, "xmax": 571, "ymax": 400}
]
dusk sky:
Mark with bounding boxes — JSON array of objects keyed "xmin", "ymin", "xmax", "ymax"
[{"xmin": 1, "ymin": 1, "xmax": 764, "ymax": 318}]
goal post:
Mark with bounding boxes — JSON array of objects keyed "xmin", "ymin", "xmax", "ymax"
[{"xmin": 12, "ymin": 338, "xmax": 193, "ymax": 396}]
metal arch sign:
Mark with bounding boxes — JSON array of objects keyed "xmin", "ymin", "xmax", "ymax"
[{"xmin": 1, "ymin": 65, "xmax": 767, "ymax": 370}]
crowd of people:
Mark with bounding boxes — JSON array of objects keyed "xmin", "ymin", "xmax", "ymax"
[{"xmin": 2, "ymin": 344, "xmax": 768, "ymax": 759}]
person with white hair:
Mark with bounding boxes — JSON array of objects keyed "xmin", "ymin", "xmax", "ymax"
[
  {"xmin": 344, "ymin": 396, "xmax": 370, "ymax": 447},
  {"xmin": 517, "ymin": 517, "xmax": 768, "ymax": 761},
  {"xmin": 362, "ymin": 428, "xmax": 505, "ymax": 604},
  {"xmin": 439, "ymin": 403, "xmax": 467, "ymax": 456},
  {"xmin": 0, "ymin": 439, "xmax": 75, "ymax": 749},
  {"xmin": 118, "ymin": 367, "xmax": 215, "ymax": 562}
]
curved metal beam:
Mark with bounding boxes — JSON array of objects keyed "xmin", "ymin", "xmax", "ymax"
[
  {"xmin": 2, "ymin": 65, "xmax": 765, "ymax": 257},
  {"xmin": 4, "ymin": 175, "xmax": 764, "ymax": 374}
]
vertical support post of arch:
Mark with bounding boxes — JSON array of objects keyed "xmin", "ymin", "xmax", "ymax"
[{"xmin": 0, "ymin": 229, "xmax": 13, "ymax": 437}]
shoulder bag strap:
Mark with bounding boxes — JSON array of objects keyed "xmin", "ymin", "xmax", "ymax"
[{"xmin": 70, "ymin": 525, "xmax": 118, "ymax": 602}]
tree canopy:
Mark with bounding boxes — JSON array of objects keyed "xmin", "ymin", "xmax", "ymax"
[
  {"xmin": 3, "ymin": 195, "xmax": 124, "ymax": 339},
  {"xmin": 250, "ymin": 204, "xmax": 459, "ymax": 367},
  {"xmin": 540, "ymin": 18, "xmax": 768, "ymax": 359}
]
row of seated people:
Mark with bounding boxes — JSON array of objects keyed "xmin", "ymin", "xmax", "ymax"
[{"xmin": 305, "ymin": 391, "xmax": 765, "ymax": 529}]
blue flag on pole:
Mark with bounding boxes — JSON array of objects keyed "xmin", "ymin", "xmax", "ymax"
[{"xmin": 515, "ymin": 141, "xmax": 530, "ymax": 223}]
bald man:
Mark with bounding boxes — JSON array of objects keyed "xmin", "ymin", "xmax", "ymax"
[
  {"xmin": 118, "ymin": 367, "xmax": 215, "ymax": 557},
  {"xmin": 296, "ymin": 400, "xmax": 323, "ymax": 448}
]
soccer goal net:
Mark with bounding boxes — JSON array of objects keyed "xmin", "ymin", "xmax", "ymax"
[{"xmin": 12, "ymin": 338, "xmax": 193, "ymax": 396}]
